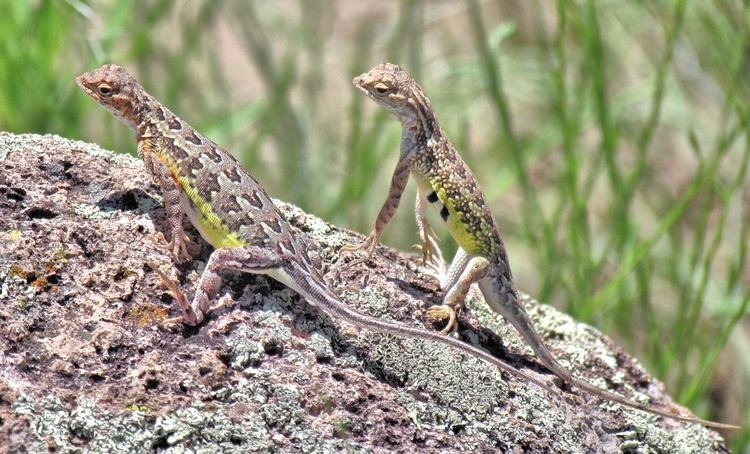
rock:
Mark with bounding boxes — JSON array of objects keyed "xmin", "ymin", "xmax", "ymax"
[{"xmin": 0, "ymin": 133, "xmax": 728, "ymax": 453}]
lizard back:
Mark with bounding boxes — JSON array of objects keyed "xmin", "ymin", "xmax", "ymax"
[
  {"xmin": 412, "ymin": 138, "xmax": 506, "ymax": 261},
  {"xmin": 76, "ymin": 64, "xmax": 317, "ymax": 277}
]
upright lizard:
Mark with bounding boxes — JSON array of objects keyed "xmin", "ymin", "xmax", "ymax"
[
  {"xmin": 75, "ymin": 63, "xmax": 578, "ymax": 402},
  {"xmin": 342, "ymin": 62, "xmax": 737, "ymax": 430}
]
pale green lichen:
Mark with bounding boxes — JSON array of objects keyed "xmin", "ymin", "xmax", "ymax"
[
  {"xmin": 14, "ymin": 394, "xmax": 154, "ymax": 453},
  {"xmin": 6, "ymin": 229, "xmax": 23, "ymax": 240},
  {"xmin": 73, "ymin": 202, "xmax": 110, "ymax": 219},
  {"xmin": 309, "ymin": 331, "xmax": 336, "ymax": 361},
  {"xmin": 225, "ymin": 325, "xmax": 268, "ymax": 369},
  {"xmin": 334, "ymin": 284, "xmax": 582, "ymax": 449}
]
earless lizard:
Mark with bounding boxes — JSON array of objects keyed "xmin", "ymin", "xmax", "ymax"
[
  {"xmin": 76, "ymin": 63, "xmax": 576, "ymax": 402},
  {"xmin": 342, "ymin": 62, "xmax": 737, "ymax": 430}
]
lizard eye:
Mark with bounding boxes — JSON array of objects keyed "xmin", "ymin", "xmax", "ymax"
[
  {"xmin": 373, "ymin": 83, "xmax": 390, "ymax": 96},
  {"xmin": 97, "ymin": 84, "xmax": 113, "ymax": 97}
]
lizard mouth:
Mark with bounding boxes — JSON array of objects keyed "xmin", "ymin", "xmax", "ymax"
[
  {"xmin": 75, "ymin": 75, "xmax": 96, "ymax": 98},
  {"xmin": 352, "ymin": 74, "xmax": 363, "ymax": 86},
  {"xmin": 352, "ymin": 74, "xmax": 370, "ymax": 95}
]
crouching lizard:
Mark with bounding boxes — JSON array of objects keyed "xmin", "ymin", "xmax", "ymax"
[
  {"xmin": 341, "ymin": 62, "xmax": 737, "ymax": 430},
  {"xmin": 75, "ymin": 63, "xmax": 580, "ymax": 404}
]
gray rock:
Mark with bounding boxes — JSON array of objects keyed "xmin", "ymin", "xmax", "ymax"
[{"xmin": 0, "ymin": 133, "xmax": 728, "ymax": 453}]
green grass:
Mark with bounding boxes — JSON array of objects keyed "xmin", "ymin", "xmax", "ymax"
[{"xmin": 1, "ymin": 0, "xmax": 748, "ymax": 448}]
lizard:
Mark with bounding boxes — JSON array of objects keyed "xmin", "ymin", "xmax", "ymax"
[
  {"xmin": 74, "ymin": 63, "xmax": 583, "ymax": 404},
  {"xmin": 341, "ymin": 62, "xmax": 738, "ymax": 430}
]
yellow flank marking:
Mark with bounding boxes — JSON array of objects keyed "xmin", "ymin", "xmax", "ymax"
[
  {"xmin": 417, "ymin": 173, "xmax": 484, "ymax": 256},
  {"xmin": 436, "ymin": 187, "xmax": 482, "ymax": 255},
  {"xmin": 158, "ymin": 151, "xmax": 245, "ymax": 249}
]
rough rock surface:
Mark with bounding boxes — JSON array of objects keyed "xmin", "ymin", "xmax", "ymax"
[{"xmin": 0, "ymin": 133, "xmax": 728, "ymax": 453}]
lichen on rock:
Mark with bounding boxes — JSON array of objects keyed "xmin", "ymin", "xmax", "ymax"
[{"xmin": 0, "ymin": 133, "xmax": 728, "ymax": 453}]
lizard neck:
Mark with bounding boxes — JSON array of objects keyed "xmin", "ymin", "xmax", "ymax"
[
  {"xmin": 135, "ymin": 100, "xmax": 172, "ymax": 139},
  {"xmin": 398, "ymin": 96, "xmax": 444, "ymax": 158},
  {"xmin": 113, "ymin": 85, "xmax": 162, "ymax": 133},
  {"xmin": 397, "ymin": 87, "xmax": 443, "ymax": 153}
]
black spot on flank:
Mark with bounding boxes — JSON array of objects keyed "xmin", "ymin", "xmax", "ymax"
[
  {"xmin": 427, "ymin": 191, "xmax": 438, "ymax": 203},
  {"xmin": 440, "ymin": 205, "xmax": 450, "ymax": 222},
  {"xmin": 155, "ymin": 108, "xmax": 166, "ymax": 121},
  {"xmin": 168, "ymin": 118, "xmax": 182, "ymax": 130},
  {"xmin": 301, "ymin": 248, "xmax": 313, "ymax": 267},
  {"xmin": 185, "ymin": 131, "xmax": 202, "ymax": 145},
  {"xmin": 196, "ymin": 173, "xmax": 221, "ymax": 195}
]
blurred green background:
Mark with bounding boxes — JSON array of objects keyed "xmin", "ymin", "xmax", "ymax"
[{"xmin": 2, "ymin": 0, "xmax": 749, "ymax": 448}]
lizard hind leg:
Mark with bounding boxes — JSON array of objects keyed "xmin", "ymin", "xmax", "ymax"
[
  {"xmin": 159, "ymin": 246, "xmax": 283, "ymax": 326},
  {"xmin": 414, "ymin": 189, "xmax": 446, "ymax": 278},
  {"xmin": 426, "ymin": 255, "xmax": 489, "ymax": 333}
]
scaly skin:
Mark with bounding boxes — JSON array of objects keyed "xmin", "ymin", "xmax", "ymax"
[
  {"xmin": 75, "ymin": 63, "xmax": 577, "ymax": 403},
  {"xmin": 344, "ymin": 62, "xmax": 737, "ymax": 430}
]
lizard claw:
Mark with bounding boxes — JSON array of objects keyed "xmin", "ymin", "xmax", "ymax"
[
  {"xmin": 414, "ymin": 237, "xmax": 446, "ymax": 282},
  {"xmin": 426, "ymin": 305, "xmax": 457, "ymax": 334},
  {"xmin": 161, "ymin": 315, "xmax": 187, "ymax": 330},
  {"xmin": 168, "ymin": 232, "xmax": 191, "ymax": 261},
  {"xmin": 414, "ymin": 222, "xmax": 446, "ymax": 278},
  {"xmin": 339, "ymin": 231, "xmax": 378, "ymax": 259},
  {"xmin": 146, "ymin": 260, "xmax": 199, "ymax": 325},
  {"xmin": 150, "ymin": 231, "xmax": 190, "ymax": 262},
  {"xmin": 419, "ymin": 226, "xmax": 440, "ymax": 261}
]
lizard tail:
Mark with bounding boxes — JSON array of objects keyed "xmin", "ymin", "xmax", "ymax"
[
  {"xmin": 479, "ymin": 280, "xmax": 739, "ymax": 430},
  {"xmin": 299, "ymin": 281, "xmax": 563, "ymax": 398}
]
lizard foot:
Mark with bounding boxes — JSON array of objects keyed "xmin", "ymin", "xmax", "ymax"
[
  {"xmin": 414, "ymin": 237, "xmax": 447, "ymax": 282},
  {"xmin": 203, "ymin": 293, "xmax": 235, "ymax": 320},
  {"xmin": 147, "ymin": 261, "xmax": 201, "ymax": 326},
  {"xmin": 339, "ymin": 231, "xmax": 378, "ymax": 258},
  {"xmin": 418, "ymin": 225, "xmax": 444, "ymax": 267},
  {"xmin": 335, "ymin": 232, "xmax": 379, "ymax": 282},
  {"xmin": 150, "ymin": 231, "xmax": 191, "ymax": 262},
  {"xmin": 168, "ymin": 232, "xmax": 191, "ymax": 262},
  {"xmin": 425, "ymin": 305, "xmax": 457, "ymax": 334},
  {"xmin": 161, "ymin": 316, "xmax": 187, "ymax": 330}
]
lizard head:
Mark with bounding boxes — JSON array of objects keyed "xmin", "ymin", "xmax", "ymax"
[
  {"xmin": 76, "ymin": 64, "xmax": 147, "ymax": 129},
  {"xmin": 353, "ymin": 63, "xmax": 435, "ymax": 130}
]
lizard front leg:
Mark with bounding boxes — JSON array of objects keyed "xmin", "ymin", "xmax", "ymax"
[
  {"xmin": 156, "ymin": 245, "xmax": 283, "ymax": 326},
  {"xmin": 139, "ymin": 141, "xmax": 190, "ymax": 260},
  {"xmin": 427, "ymin": 256, "xmax": 489, "ymax": 333},
  {"xmin": 340, "ymin": 155, "xmax": 414, "ymax": 258}
]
